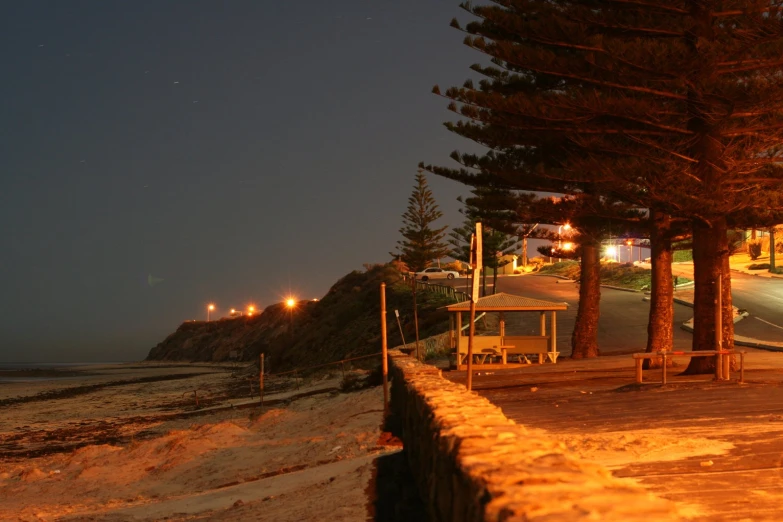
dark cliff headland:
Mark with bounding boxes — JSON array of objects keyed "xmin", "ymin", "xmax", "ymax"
[{"xmin": 146, "ymin": 266, "xmax": 452, "ymax": 372}]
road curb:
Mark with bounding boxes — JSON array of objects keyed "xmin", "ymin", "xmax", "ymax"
[
  {"xmin": 601, "ymin": 284, "xmax": 641, "ymax": 293},
  {"xmin": 734, "ymin": 339, "xmax": 783, "ymax": 352},
  {"xmin": 679, "ymin": 322, "xmax": 783, "ymax": 352},
  {"xmin": 531, "ymin": 274, "xmax": 574, "ymax": 281}
]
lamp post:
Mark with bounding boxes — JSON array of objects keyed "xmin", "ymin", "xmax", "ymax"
[
  {"xmin": 626, "ymin": 239, "xmax": 633, "ymax": 263},
  {"xmin": 207, "ymin": 304, "xmax": 215, "ymax": 322}
]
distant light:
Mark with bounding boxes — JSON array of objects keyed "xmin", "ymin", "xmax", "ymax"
[
  {"xmin": 247, "ymin": 305, "xmax": 255, "ymax": 316},
  {"xmin": 230, "ymin": 308, "xmax": 236, "ymax": 314},
  {"xmin": 606, "ymin": 246, "xmax": 617, "ymax": 256},
  {"xmin": 312, "ymin": 298, "xmax": 319, "ymax": 302},
  {"xmin": 563, "ymin": 223, "xmax": 571, "ymax": 231},
  {"xmin": 626, "ymin": 239, "xmax": 633, "ymax": 246},
  {"xmin": 563, "ymin": 242, "xmax": 574, "ymax": 251},
  {"xmin": 208, "ymin": 304, "xmax": 215, "ymax": 311},
  {"xmin": 286, "ymin": 298, "xmax": 296, "ymax": 308}
]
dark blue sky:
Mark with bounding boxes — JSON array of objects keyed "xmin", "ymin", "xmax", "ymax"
[{"xmin": 0, "ymin": 0, "xmax": 490, "ymax": 362}]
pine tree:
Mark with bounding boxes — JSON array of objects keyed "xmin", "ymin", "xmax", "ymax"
[
  {"xmin": 392, "ymin": 171, "xmax": 450, "ymax": 273},
  {"xmin": 426, "ymin": 1, "xmax": 783, "ymax": 368}
]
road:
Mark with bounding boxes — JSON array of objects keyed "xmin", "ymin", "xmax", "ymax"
[
  {"xmin": 442, "ymin": 270, "xmax": 783, "ymax": 355},
  {"xmin": 669, "ymin": 264, "xmax": 783, "ymax": 343}
]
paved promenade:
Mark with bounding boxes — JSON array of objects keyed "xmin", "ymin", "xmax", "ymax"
[{"xmin": 443, "ymin": 351, "xmax": 783, "ymax": 521}]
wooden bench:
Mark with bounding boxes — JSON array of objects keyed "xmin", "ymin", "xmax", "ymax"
[{"xmin": 632, "ymin": 350, "xmax": 746, "ymax": 384}]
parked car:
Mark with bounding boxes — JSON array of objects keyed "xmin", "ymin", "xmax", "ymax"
[{"xmin": 414, "ymin": 267, "xmax": 459, "ymax": 281}]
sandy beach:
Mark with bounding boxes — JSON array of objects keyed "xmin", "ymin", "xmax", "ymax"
[{"xmin": 0, "ymin": 363, "xmax": 398, "ymax": 521}]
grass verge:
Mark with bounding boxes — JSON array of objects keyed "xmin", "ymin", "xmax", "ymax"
[{"xmin": 537, "ymin": 260, "xmax": 691, "ymax": 291}]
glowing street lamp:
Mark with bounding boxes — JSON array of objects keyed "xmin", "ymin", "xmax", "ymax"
[
  {"xmin": 207, "ymin": 303, "xmax": 215, "ymax": 322},
  {"xmin": 247, "ymin": 305, "xmax": 256, "ymax": 316},
  {"xmin": 285, "ymin": 297, "xmax": 297, "ymax": 337}
]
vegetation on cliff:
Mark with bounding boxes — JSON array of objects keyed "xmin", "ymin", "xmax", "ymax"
[{"xmin": 146, "ymin": 265, "xmax": 454, "ymax": 372}]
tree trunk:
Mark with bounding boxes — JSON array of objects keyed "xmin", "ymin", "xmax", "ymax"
[
  {"xmin": 571, "ymin": 241, "xmax": 601, "ymax": 359},
  {"xmin": 682, "ymin": 3, "xmax": 731, "ymax": 375},
  {"xmin": 769, "ymin": 227, "xmax": 776, "ymax": 272},
  {"xmin": 492, "ymin": 267, "xmax": 498, "ymax": 295},
  {"xmin": 644, "ymin": 210, "xmax": 674, "ymax": 369},
  {"xmin": 683, "ymin": 217, "xmax": 731, "ymax": 374}
]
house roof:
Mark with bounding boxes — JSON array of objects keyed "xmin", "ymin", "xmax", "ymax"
[{"xmin": 444, "ymin": 292, "xmax": 568, "ymax": 312}]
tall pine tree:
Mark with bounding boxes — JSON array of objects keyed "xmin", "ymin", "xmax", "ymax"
[
  {"xmin": 427, "ymin": 1, "xmax": 783, "ymax": 368},
  {"xmin": 392, "ymin": 171, "xmax": 450, "ymax": 273}
]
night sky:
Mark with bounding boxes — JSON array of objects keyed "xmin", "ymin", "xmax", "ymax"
[{"xmin": 1, "ymin": 1, "xmax": 487, "ymax": 362}]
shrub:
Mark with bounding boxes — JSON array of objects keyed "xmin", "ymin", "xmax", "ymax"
[
  {"xmin": 672, "ymin": 250, "xmax": 693, "ymax": 262},
  {"xmin": 748, "ymin": 263, "xmax": 769, "ymax": 270},
  {"xmin": 748, "ymin": 240, "xmax": 763, "ymax": 260},
  {"xmin": 442, "ymin": 260, "xmax": 464, "ymax": 273}
]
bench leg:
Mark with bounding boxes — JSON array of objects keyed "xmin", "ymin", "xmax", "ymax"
[
  {"xmin": 662, "ymin": 354, "xmax": 667, "ymax": 385},
  {"xmin": 740, "ymin": 352, "xmax": 745, "ymax": 383},
  {"xmin": 715, "ymin": 353, "xmax": 723, "ymax": 380},
  {"xmin": 635, "ymin": 359, "xmax": 642, "ymax": 384}
]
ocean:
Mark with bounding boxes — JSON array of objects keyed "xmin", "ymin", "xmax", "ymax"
[{"xmin": 0, "ymin": 362, "xmax": 124, "ymax": 383}]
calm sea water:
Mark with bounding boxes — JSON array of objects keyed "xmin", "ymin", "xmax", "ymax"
[{"xmin": 0, "ymin": 362, "xmax": 127, "ymax": 383}]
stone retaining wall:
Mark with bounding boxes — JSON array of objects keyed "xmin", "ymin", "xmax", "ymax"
[{"xmin": 388, "ymin": 350, "xmax": 682, "ymax": 521}]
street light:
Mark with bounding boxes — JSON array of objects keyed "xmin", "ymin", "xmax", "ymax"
[
  {"xmin": 285, "ymin": 297, "xmax": 296, "ymax": 337},
  {"xmin": 247, "ymin": 305, "xmax": 255, "ymax": 316},
  {"xmin": 207, "ymin": 303, "xmax": 215, "ymax": 322}
]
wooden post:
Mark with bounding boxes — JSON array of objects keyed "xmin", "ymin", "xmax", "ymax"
[
  {"xmin": 540, "ymin": 311, "xmax": 546, "ymax": 336},
  {"xmin": 635, "ymin": 358, "xmax": 643, "ymax": 384},
  {"xmin": 412, "ymin": 279, "xmax": 421, "ymax": 360},
  {"xmin": 467, "ymin": 224, "xmax": 482, "ymax": 390},
  {"xmin": 740, "ymin": 352, "xmax": 745, "ymax": 383},
  {"xmin": 662, "ymin": 352, "xmax": 667, "ymax": 385},
  {"xmin": 381, "ymin": 283, "xmax": 389, "ymax": 415},
  {"xmin": 549, "ymin": 311, "xmax": 557, "ymax": 363},
  {"xmin": 260, "ymin": 353, "xmax": 265, "ymax": 406},
  {"xmin": 466, "ymin": 296, "xmax": 477, "ymax": 391},
  {"xmin": 715, "ymin": 273, "xmax": 723, "ymax": 380}
]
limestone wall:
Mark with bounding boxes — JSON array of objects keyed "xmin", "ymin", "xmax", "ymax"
[{"xmin": 388, "ymin": 350, "xmax": 682, "ymax": 521}]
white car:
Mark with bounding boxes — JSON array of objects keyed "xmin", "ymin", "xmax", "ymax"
[{"xmin": 414, "ymin": 267, "xmax": 459, "ymax": 281}]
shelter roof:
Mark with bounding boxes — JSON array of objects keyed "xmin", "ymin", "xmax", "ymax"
[{"xmin": 444, "ymin": 292, "xmax": 568, "ymax": 312}]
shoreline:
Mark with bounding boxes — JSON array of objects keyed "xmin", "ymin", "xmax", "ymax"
[{"xmin": 0, "ymin": 362, "xmax": 395, "ymax": 521}]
